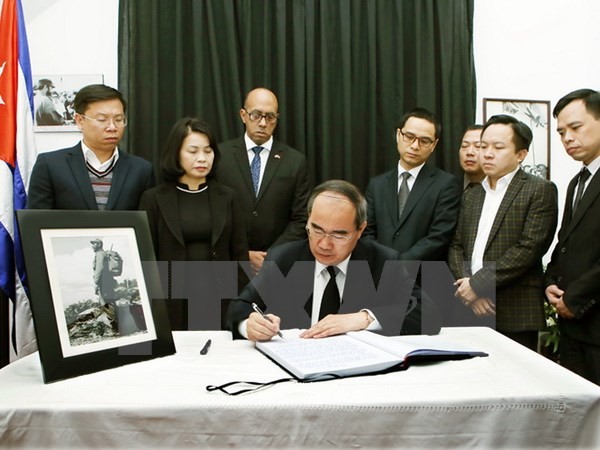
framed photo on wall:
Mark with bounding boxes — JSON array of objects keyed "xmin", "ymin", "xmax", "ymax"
[
  {"xmin": 17, "ymin": 210, "xmax": 175, "ymax": 383},
  {"xmin": 483, "ymin": 98, "xmax": 551, "ymax": 179},
  {"xmin": 33, "ymin": 74, "xmax": 104, "ymax": 132}
]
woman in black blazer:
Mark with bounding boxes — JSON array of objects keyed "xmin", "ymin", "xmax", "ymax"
[{"xmin": 139, "ymin": 118, "xmax": 248, "ymax": 330}]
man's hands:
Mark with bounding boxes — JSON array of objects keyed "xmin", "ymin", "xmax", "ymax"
[
  {"xmin": 246, "ymin": 312, "xmax": 281, "ymax": 341},
  {"xmin": 545, "ymin": 284, "xmax": 575, "ymax": 319},
  {"xmin": 300, "ymin": 312, "xmax": 371, "ymax": 339},
  {"xmin": 246, "ymin": 311, "xmax": 372, "ymax": 341},
  {"xmin": 454, "ymin": 277, "xmax": 478, "ymax": 305},
  {"xmin": 454, "ymin": 277, "xmax": 495, "ymax": 317},
  {"xmin": 249, "ymin": 251, "xmax": 267, "ymax": 274}
]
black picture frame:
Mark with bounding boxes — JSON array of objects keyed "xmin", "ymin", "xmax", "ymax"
[
  {"xmin": 17, "ymin": 210, "xmax": 175, "ymax": 383},
  {"xmin": 483, "ymin": 98, "xmax": 551, "ymax": 179}
]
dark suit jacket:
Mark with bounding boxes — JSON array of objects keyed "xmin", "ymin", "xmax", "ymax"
[
  {"xmin": 215, "ymin": 137, "xmax": 311, "ymax": 251},
  {"xmin": 138, "ymin": 180, "xmax": 249, "ymax": 330},
  {"xmin": 226, "ymin": 239, "xmax": 441, "ymax": 339},
  {"xmin": 365, "ymin": 164, "xmax": 462, "ymax": 262},
  {"xmin": 449, "ymin": 169, "xmax": 558, "ymax": 332},
  {"xmin": 545, "ymin": 169, "xmax": 600, "ymax": 345},
  {"xmin": 27, "ymin": 143, "xmax": 155, "ymax": 210},
  {"xmin": 138, "ymin": 180, "xmax": 248, "ymax": 264}
]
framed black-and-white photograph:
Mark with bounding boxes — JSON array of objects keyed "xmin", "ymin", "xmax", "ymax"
[
  {"xmin": 33, "ymin": 74, "xmax": 104, "ymax": 132},
  {"xmin": 17, "ymin": 210, "xmax": 175, "ymax": 383},
  {"xmin": 483, "ymin": 98, "xmax": 551, "ymax": 179}
]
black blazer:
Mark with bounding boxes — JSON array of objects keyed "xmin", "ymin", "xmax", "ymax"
[
  {"xmin": 27, "ymin": 143, "xmax": 155, "ymax": 210},
  {"xmin": 215, "ymin": 137, "xmax": 311, "ymax": 251},
  {"xmin": 139, "ymin": 180, "xmax": 249, "ymax": 331},
  {"xmin": 545, "ymin": 169, "xmax": 600, "ymax": 345},
  {"xmin": 364, "ymin": 164, "xmax": 462, "ymax": 262},
  {"xmin": 225, "ymin": 239, "xmax": 441, "ymax": 339},
  {"xmin": 138, "ymin": 180, "xmax": 248, "ymax": 264}
]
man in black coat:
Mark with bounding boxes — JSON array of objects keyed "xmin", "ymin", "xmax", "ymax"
[
  {"xmin": 545, "ymin": 89, "xmax": 600, "ymax": 385},
  {"xmin": 215, "ymin": 87, "xmax": 311, "ymax": 274},
  {"xmin": 27, "ymin": 84, "xmax": 154, "ymax": 210},
  {"xmin": 364, "ymin": 107, "xmax": 461, "ymax": 262},
  {"xmin": 226, "ymin": 180, "xmax": 440, "ymax": 341}
]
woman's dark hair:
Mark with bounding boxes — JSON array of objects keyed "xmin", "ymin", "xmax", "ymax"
[{"xmin": 161, "ymin": 117, "xmax": 221, "ymax": 182}]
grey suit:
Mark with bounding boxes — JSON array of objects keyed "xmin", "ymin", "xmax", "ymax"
[{"xmin": 27, "ymin": 142, "xmax": 155, "ymax": 210}]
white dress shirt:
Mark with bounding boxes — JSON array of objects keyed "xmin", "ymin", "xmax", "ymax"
[
  {"xmin": 81, "ymin": 141, "xmax": 119, "ymax": 171},
  {"xmin": 238, "ymin": 254, "xmax": 380, "ymax": 338},
  {"xmin": 397, "ymin": 160, "xmax": 425, "ymax": 192},
  {"xmin": 471, "ymin": 166, "xmax": 520, "ymax": 274}
]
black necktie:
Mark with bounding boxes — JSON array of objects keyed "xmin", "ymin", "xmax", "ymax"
[
  {"xmin": 572, "ymin": 167, "xmax": 591, "ymax": 217},
  {"xmin": 398, "ymin": 172, "xmax": 411, "ymax": 219},
  {"xmin": 319, "ymin": 266, "xmax": 340, "ymax": 320}
]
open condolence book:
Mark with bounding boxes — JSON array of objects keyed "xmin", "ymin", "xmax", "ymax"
[{"xmin": 256, "ymin": 330, "xmax": 488, "ymax": 381}]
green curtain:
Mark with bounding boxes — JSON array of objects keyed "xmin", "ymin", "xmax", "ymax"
[{"xmin": 118, "ymin": 0, "xmax": 475, "ymax": 191}]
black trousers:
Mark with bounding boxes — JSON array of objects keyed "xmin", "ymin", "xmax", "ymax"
[{"xmin": 559, "ymin": 333, "xmax": 600, "ymax": 386}]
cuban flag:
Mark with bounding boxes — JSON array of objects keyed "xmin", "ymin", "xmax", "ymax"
[{"xmin": 0, "ymin": 0, "xmax": 38, "ymax": 358}]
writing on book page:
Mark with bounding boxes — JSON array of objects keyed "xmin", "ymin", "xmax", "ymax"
[{"xmin": 263, "ymin": 333, "xmax": 397, "ymax": 373}]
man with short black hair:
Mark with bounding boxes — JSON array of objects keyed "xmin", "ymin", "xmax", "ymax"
[
  {"xmin": 365, "ymin": 107, "xmax": 462, "ymax": 263},
  {"xmin": 27, "ymin": 84, "xmax": 154, "ymax": 210},
  {"xmin": 545, "ymin": 88, "xmax": 600, "ymax": 385},
  {"xmin": 459, "ymin": 125, "xmax": 485, "ymax": 190},
  {"xmin": 449, "ymin": 114, "xmax": 558, "ymax": 351}
]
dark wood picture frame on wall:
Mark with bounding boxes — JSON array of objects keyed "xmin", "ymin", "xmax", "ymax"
[
  {"xmin": 483, "ymin": 98, "xmax": 551, "ymax": 179},
  {"xmin": 16, "ymin": 210, "xmax": 175, "ymax": 383}
]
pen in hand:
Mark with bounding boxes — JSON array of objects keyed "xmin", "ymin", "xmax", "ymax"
[
  {"xmin": 251, "ymin": 303, "xmax": 284, "ymax": 339},
  {"xmin": 200, "ymin": 339, "xmax": 212, "ymax": 355}
]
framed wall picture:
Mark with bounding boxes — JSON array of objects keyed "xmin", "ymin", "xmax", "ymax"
[
  {"xmin": 483, "ymin": 98, "xmax": 551, "ymax": 179},
  {"xmin": 33, "ymin": 74, "xmax": 104, "ymax": 132},
  {"xmin": 17, "ymin": 210, "xmax": 175, "ymax": 383}
]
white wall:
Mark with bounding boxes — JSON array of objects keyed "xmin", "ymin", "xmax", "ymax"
[
  {"xmin": 22, "ymin": 0, "xmax": 600, "ymax": 224},
  {"xmin": 22, "ymin": 0, "xmax": 118, "ymax": 153},
  {"xmin": 474, "ymin": 0, "xmax": 600, "ymax": 219},
  {"xmin": 474, "ymin": 0, "xmax": 600, "ymax": 258}
]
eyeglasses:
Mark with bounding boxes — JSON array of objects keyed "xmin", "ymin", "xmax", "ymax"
[
  {"xmin": 79, "ymin": 114, "xmax": 128, "ymax": 128},
  {"xmin": 244, "ymin": 109, "xmax": 279, "ymax": 124},
  {"xmin": 306, "ymin": 224, "xmax": 356, "ymax": 244},
  {"xmin": 399, "ymin": 130, "xmax": 436, "ymax": 149}
]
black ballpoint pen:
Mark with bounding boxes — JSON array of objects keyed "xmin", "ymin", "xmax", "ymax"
[
  {"xmin": 200, "ymin": 339, "xmax": 212, "ymax": 355},
  {"xmin": 252, "ymin": 303, "xmax": 284, "ymax": 338}
]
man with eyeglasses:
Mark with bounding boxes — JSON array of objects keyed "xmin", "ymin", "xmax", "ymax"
[
  {"xmin": 216, "ymin": 87, "xmax": 311, "ymax": 274},
  {"xmin": 226, "ymin": 180, "xmax": 439, "ymax": 341},
  {"xmin": 27, "ymin": 84, "xmax": 154, "ymax": 210},
  {"xmin": 364, "ymin": 107, "xmax": 461, "ymax": 263}
]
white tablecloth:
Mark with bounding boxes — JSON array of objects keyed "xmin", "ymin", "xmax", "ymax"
[{"xmin": 1, "ymin": 327, "xmax": 599, "ymax": 448}]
